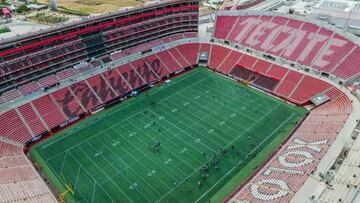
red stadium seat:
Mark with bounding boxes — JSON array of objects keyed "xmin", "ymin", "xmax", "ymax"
[
  {"xmin": 18, "ymin": 103, "xmax": 48, "ymax": 136},
  {"xmin": 32, "ymin": 95, "xmax": 67, "ymax": 129},
  {"xmin": 0, "ymin": 109, "xmax": 33, "ymax": 143}
]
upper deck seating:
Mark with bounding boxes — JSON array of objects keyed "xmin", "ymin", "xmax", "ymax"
[{"xmin": 213, "ymin": 14, "xmax": 360, "ymax": 80}]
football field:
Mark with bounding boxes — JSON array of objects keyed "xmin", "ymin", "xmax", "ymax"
[{"xmin": 30, "ymin": 67, "xmax": 307, "ymax": 203}]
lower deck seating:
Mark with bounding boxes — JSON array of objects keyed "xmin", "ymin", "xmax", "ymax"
[
  {"xmin": 0, "ymin": 141, "xmax": 22, "ymax": 156},
  {"xmin": 199, "ymin": 43, "xmax": 211, "ymax": 53},
  {"xmin": 290, "ymin": 76, "xmax": 331, "ymax": 104},
  {"xmin": 0, "ymin": 141, "xmax": 57, "ymax": 203},
  {"xmin": 217, "ymin": 51, "xmax": 243, "ymax": 75},
  {"xmin": 70, "ymin": 81, "xmax": 101, "ymax": 111},
  {"xmin": 266, "ymin": 65, "xmax": 288, "ymax": 80},
  {"xmin": 143, "ymin": 54, "xmax": 171, "ymax": 78},
  {"xmin": 32, "ymin": 95, "xmax": 67, "ymax": 129},
  {"xmin": 86, "ymin": 75, "xmax": 117, "ymax": 103},
  {"xmin": 208, "ymin": 44, "xmax": 231, "ymax": 70},
  {"xmin": 18, "ymin": 103, "xmax": 47, "ymax": 136},
  {"xmin": 238, "ymin": 54, "xmax": 257, "ymax": 69},
  {"xmin": 169, "ymin": 33, "xmax": 184, "ymax": 41},
  {"xmin": 311, "ymin": 87, "xmax": 352, "ymax": 115},
  {"xmin": 252, "ymin": 74, "xmax": 280, "ymax": 91},
  {"xmin": 225, "ymin": 53, "xmax": 333, "ymax": 105},
  {"xmin": 0, "ymin": 109, "xmax": 32, "ymax": 144},
  {"xmin": 51, "ymin": 87, "xmax": 85, "ymax": 119},
  {"xmin": 118, "ymin": 64, "xmax": 145, "ymax": 90},
  {"xmin": 175, "ymin": 43, "xmax": 199, "ymax": 65},
  {"xmin": 274, "ymin": 71, "xmax": 303, "ymax": 98},
  {"xmin": 229, "ymin": 66, "xmax": 254, "ymax": 81},
  {"xmin": 229, "ymin": 65, "xmax": 280, "ymax": 91},
  {"xmin": 252, "ymin": 60, "xmax": 272, "ymax": 75},
  {"xmin": 167, "ymin": 48, "xmax": 190, "ymax": 68},
  {"xmin": 156, "ymin": 50, "xmax": 183, "ymax": 73},
  {"xmin": 101, "ymin": 69, "xmax": 132, "ymax": 96},
  {"xmin": 183, "ymin": 32, "xmax": 197, "ymax": 38},
  {"xmin": 130, "ymin": 58, "xmax": 160, "ymax": 84}
]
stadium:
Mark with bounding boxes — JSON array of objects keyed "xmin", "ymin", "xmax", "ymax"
[{"xmin": 0, "ymin": 0, "xmax": 359, "ymax": 202}]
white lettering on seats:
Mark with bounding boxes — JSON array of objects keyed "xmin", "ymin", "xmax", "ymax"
[
  {"xmin": 245, "ymin": 21, "xmax": 277, "ymax": 47},
  {"xmin": 263, "ymin": 166, "xmax": 305, "ymax": 176},
  {"xmin": 261, "ymin": 25, "xmax": 291, "ymax": 50},
  {"xmin": 287, "ymin": 138, "xmax": 327, "ymax": 152},
  {"xmin": 229, "ymin": 16, "xmax": 349, "ymax": 69},
  {"xmin": 298, "ymin": 33, "xmax": 328, "ymax": 61},
  {"xmin": 234, "ymin": 18, "xmax": 262, "ymax": 42},
  {"xmin": 312, "ymin": 37, "xmax": 348, "ymax": 67},
  {"xmin": 250, "ymin": 179, "xmax": 290, "ymax": 201},
  {"xmin": 278, "ymin": 150, "xmax": 314, "ymax": 168},
  {"xmin": 281, "ymin": 29, "xmax": 307, "ymax": 58}
]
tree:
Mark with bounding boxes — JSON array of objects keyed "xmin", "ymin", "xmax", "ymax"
[{"xmin": 17, "ymin": 4, "xmax": 29, "ymax": 13}]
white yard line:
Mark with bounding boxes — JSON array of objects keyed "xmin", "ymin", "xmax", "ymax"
[
  {"xmin": 59, "ymin": 150, "xmax": 68, "ymax": 175},
  {"xmin": 196, "ymin": 77, "xmax": 273, "ymax": 114},
  {"xmin": 149, "ymin": 109, "xmax": 217, "ymax": 154},
  {"xmin": 91, "ymin": 134, "xmax": 174, "ymax": 191},
  {"xmin": 75, "ymin": 147, "xmax": 136, "ymax": 203},
  {"xmin": 73, "ymin": 166, "xmax": 81, "ymax": 192},
  {"xmin": 189, "ymin": 82, "xmax": 271, "ymax": 119},
  {"xmin": 67, "ymin": 152, "xmax": 117, "ymax": 203},
  {"xmin": 83, "ymin": 139, "xmax": 157, "ymax": 202},
  {"xmin": 125, "ymin": 120, "xmax": 194, "ymax": 176},
  {"xmin": 115, "ymin": 123, "xmax": 200, "ymax": 170},
  {"xmin": 180, "ymin": 88, "xmax": 262, "ymax": 122},
  {"xmin": 171, "ymin": 93, "xmax": 252, "ymax": 134},
  {"xmin": 154, "ymin": 102, "xmax": 230, "ymax": 146}
]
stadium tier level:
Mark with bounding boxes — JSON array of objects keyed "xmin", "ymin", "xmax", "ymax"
[{"xmin": 0, "ymin": 1, "xmax": 359, "ymax": 203}]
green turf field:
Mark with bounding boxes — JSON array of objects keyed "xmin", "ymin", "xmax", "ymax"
[{"xmin": 30, "ymin": 67, "xmax": 307, "ymax": 203}]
